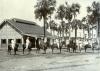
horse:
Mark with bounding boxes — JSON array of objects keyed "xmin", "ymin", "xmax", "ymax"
[
  {"xmin": 36, "ymin": 38, "xmax": 41, "ymax": 53},
  {"xmin": 50, "ymin": 40, "xmax": 67, "ymax": 54},
  {"xmin": 8, "ymin": 44, "xmax": 12, "ymax": 55},
  {"xmin": 50, "ymin": 43, "xmax": 59, "ymax": 53},
  {"xmin": 8, "ymin": 43, "xmax": 19, "ymax": 55},
  {"xmin": 84, "ymin": 42, "xmax": 98, "ymax": 52},
  {"xmin": 36, "ymin": 38, "xmax": 50, "ymax": 54},
  {"xmin": 66, "ymin": 40, "xmax": 78, "ymax": 53},
  {"xmin": 22, "ymin": 42, "xmax": 32, "ymax": 54}
]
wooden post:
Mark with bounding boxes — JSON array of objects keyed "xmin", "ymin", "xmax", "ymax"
[
  {"xmin": 35, "ymin": 37, "xmax": 37, "ymax": 48},
  {"xmin": 0, "ymin": 39, "xmax": 1, "ymax": 48},
  {"xmin": 6, "ymin": 39, "xmax": 8, "ymax": 49},
  {"xmin": 22, "ymin": 37, "xmax": 24, "ymax": 44}
]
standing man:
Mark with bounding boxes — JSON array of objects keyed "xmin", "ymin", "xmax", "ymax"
[
  {"xmin": 26, "ymin": 37, "xmax": 30, "ymax": 49},
  {"xmin": 11, "ymin": 39, "xmax": 15, "ymax": 50}
]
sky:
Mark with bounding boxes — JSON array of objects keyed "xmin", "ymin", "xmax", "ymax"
[{"xmin": 0, "ymin": 0, "xmax": 100, "ymax": 26}]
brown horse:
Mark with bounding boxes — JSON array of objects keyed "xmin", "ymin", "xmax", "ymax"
[
  {"xmin": 67, "ymin": 40, "xmax": 77, "ymax": 53},
  {"xmin": 50, "ymin": 43, "xmax": 59, "ymax": 53},
  {"xmin": 8, "ymin": 43, "xmax": 19, "ymax": 55},
  {"xmin": 22, "ymin": 42, "xmax": 32, "ymax": 54},
  {"xmin": 36, "ymin": 39, "xmax": 48, "ymax": 54}
]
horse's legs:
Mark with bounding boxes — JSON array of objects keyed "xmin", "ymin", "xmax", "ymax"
[
  {"xmin": 69, "ymin": 48, "xmax": 70, "ymax": 52},
  {"xmin": 79, "ymin": 46, "xmax": 81, "ymax": 52},
  {"xmin": 73, "ymin": 48, "xmax": 74, "ymax": 53},
  {"xmin": 66, "ymin": 48, "xmax": 68, "ymax": 52},
  {"xmin": 10, "ymin": 50, "xmax": 11, "ymax": 55},
  {"xmin": 45, "ymin": 50, "xmax": 46, "ymax": 54},
  {"xmin": 74, "ymin": 49, "xmax": 76, "ymax": 53},
  {"xmin": 23, "ymin": 48, "xmax": 25, "ymax": 54},
  {"xmin": 52, "ymin": 48, "xmax": 54, "ymax": 54},
  {"xmin": 28, "ymin": 48, "xmax": 31, "ymax": 54},
  {"xmin": 36, "ymin": 48, "xmax": 40, "ymax": 53},
  {"xmin": 92, "ymin": 47, "xmax": 94, "ymax": 52},
  {"xmin": 36, "ymin": 48, "xmax": 38, "ymax": 53},
  {"xmin": 14, "ymin": 50, "xmax": 16, "ymax": 55},
  {"xmin": 72, "ymin": 48, "xmax": 76, "ymax": 53},
  {"xmin": 44, "ymin": 48, "xmax": 47, "ymax": 54},
  {"xmin": 60, "ymin": 47, "xmax": 62, "ymax": 53},
  {"xmin": 67, "ymin": 47, "xmax": 70, "ymax": 52},
  {"xmin": 85, "ymin": 48, "xmax": 87, "ymax": 52},
  {"xmin": 8, "ymin": 50, "xmax": 11, "ymax": 55}
]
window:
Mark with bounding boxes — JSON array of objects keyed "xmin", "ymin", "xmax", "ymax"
[
  {"xmin": 1, "ymin": 39, "xmax": 6, "ymax": 44},
  {"xmin": 8, "ymin": 39, "xmax": 12, "ymax": 44},
  {"xmin": 16, "ymin": 39, "xmax": 21, "ymax": 43}
]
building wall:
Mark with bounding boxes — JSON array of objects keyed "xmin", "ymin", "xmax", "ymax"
[
  {"xmin": 0, "ymin": 23, "xmax": 22, "ymax": 39},
  {"xmin": 0, "ymin": 23, "xmax": 22, "ymax": 47}
]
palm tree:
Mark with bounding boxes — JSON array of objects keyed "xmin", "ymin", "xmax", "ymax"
[
  {"xmin": 48, "ymin": 0, "xmax": 56, "ymax": 28},
  {"xmin": 34, "ymin": 0, "xmax": 56, "ymax": 38},
  {"xmin": 71, "ymin": 3, "xmax": 80, "ymax": 43},
  {"xmin": 87, "ymin": 1, "xmax": 100, "ymax": 44},
  {"xmin": 82, "ymin": 17, "xmax": 90, "ymax": 41},
  {"xmin": 65, "ymin": 23, "xmax": 70, "ymax": 40},
  {"xmin": 49, "ymin": 20, "xmax": 56, "ymax": 35},
  {"xmin": 82, "ymin": 17, "xmax": 87, "ymax": 39},
  {"xmin": 57, "ymin": 25, "xmax": 62, "ymax": 37},
  {"xmin": 65, "ymin": 2, "xmax": 73, "ymax": 41},
  {"xmin": 57, "ymin": 25, "xmax": 63, "ymax": 43},
  {"xmin": 56, "ymin": 4, "xmax": 66, "ymax": 40},
  {"xmin": 71, "ymin": 19, "xmax": 82, "ymax": 42}
]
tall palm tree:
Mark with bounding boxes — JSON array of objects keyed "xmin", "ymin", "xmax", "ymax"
[
  {"xmin": 34, "ymin": 0, "xmax": 56, "ymax": 38},
  {"xmin": 57, "ymin": 25, "xmax": 62, "ymax": 37},
  {"xmin": 65, "ymin": 23, "xmax": 70, "ymax": 40},
  {"xmin": 56, "ymin": 4, "xmax": 66, "ymax": 40},
  {"xmin": 82, "ymin": 17, "xmax": 90, "ymax": 41},
  {"xmin": 71, "ymin": 19, "xmax": 82, "ymax": 42},
  {"xmin": 48, "ymin": 0, "xmax": 56, "ymax": 28},
  {"xmin": 65, "ymin": 2, "xmax": 73, "ymax": 41},
  {"xmin": 71, "ymin": 3, "xmax": 80, "ymax": 43},
  {"xmin": 82, "ymin": 17, "xmax": 87, "ymax": 40},
  {"xmin": 49, "ymin": 20, "xmax": 56, "ymax": 35}
]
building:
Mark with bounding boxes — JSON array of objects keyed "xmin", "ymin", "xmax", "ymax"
[
  {"xmin": 88, "ymin": 17, "xmax": 100, "ymax": 47},
  {"xmin": 0, "ymin": 18, "xmax": 51, "ymax": 48}
]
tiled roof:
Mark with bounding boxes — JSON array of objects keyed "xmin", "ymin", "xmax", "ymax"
[{"xmin": 0, "ymin": 18, "xmax": 51, "ymax": 37}]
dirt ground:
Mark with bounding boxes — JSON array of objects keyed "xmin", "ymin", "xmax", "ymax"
[{"xmin": 0, "ymin": 48, "xmax": 100, "ymax": 71}]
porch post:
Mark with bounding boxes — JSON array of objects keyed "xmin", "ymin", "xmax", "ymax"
[
  {"xmin": 6, "ymin": 39, "xmax": 8, "ymax": 49},
  {"xmin": 22, "ymin": 37, "xmax": 24, "ymax": 44},
  {"xmin": 35, "ymin": 37, "xmax": 37, "ymax": 48},
  {"xmin": 0, "ymin": 39, "xmax": 1, "ymax": 48}
]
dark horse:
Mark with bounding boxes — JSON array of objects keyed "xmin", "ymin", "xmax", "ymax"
[
  {"xmin": 84, "ymin": 43, "xmax": 97, "ymax": 52},
  {"xmin": 67, "ymin": 40, "xmax": 77, "ymax": 53},
  {"xmin": 37, "ymin": 42, "xmax": 48, "ymax": 54},
  {"xmin": 50, "ymin": 41, "xmax": 64, "ymax": 54},
  {"xmin": 84, "ymin": 44, "xmax": 91, "ymax": 52},
  {"xmin": 22, "ymin": 42, "xmax": 32, "ymax": 54},
  {"xmin": 51, "ymin": 43, "xmax": 59, "ymax": 53},
  {"xmin": 8, "ymin": 43, "xmax": 19, "ymax": 55},
  {"xmin": 36, "ymin": 39, "xmax": 50, "ymax": 54}
]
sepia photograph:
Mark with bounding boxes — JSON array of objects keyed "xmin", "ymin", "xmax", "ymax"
[{"xmin": 0, "ymin": 0, "xmax": 100, "ymax": 71}]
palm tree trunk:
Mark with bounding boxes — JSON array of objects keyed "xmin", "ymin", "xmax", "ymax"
[
  {"xmin": 43, "ymin": 18, "xmax": 46, "ymax": 38},
  {"xmin": 69, "ymin": 26, "xmax": 71, "ymax": 41},
  {"xmin": 74, "ymin": 14, "xmax": 77, "ymax": 43},
  {"xmin": 75, "ymin": 27, "xmax": 77, "ymax": 43},
  {"xmin": 63, "ymin": 28, "xmax": 64, "ymax": 40},
  {"xmin": 87, "ymin": 24, "xmax": 90, "ymax": 44},
  {"xmin": 83, "ymin": 29, "xmax": 85, "ymax": 41},
  {"xmin": 92, "ymin": 25, "xmax": 94, "ymax": 45},
  {"xmin": 61, "ymin": 20, "xmax": 64, "ymax": 41}
]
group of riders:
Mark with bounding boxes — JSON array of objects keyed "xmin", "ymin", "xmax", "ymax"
[{"xmin": 8, "ymin": 37, "xmax": 97, "ymax": 55}]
